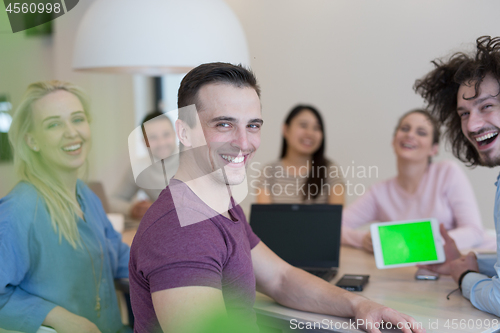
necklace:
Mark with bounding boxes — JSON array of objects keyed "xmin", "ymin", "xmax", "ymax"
[{"xmin": 82, "ymin": 235, "xmax": 104, "ymax": 318}]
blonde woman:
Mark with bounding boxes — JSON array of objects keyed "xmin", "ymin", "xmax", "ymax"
[{"xmin": 0, "ymin": 81, "xmax": 130, "ymax": 333}]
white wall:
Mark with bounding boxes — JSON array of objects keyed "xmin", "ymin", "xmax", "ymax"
[
  {"xmin": 1, "ymin": 0, "xmax": 500, "ymax": 230},
  {"xmin": 0, "ymin": 4, "xmax": 54, "ymax": 196},
  {"xmin": 223, "ymin": 0, "xmax": 500, "ymax": 229}
]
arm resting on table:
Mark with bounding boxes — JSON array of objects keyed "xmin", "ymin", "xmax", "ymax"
[
  {"xmin": 251, "ymin": 241, "xmax": 424, "ymax": 333},
  {"xmin": 462, "ymin": 271, "xmax": 500, "ymax": 317}
]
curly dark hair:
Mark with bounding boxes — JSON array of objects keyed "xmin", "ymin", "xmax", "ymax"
[{"xmin": 414, "ymin": 36, "xmax": 500, "ymax": 166}]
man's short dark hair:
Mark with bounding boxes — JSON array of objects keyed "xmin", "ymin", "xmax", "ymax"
[
  {"xmin": 140, "ymin": 110, "xmax": 173, "ymax": 148},
  {"xmin": 141, "ymin": 110, "xmax": 166, "ymax": 125},
  {"xmin": 414, "ymin": 36, "xmax": 500, "ymax": 166},
  {"xmin": 177, "ymin": 62, "xmax": 261, "ymax": 128}
]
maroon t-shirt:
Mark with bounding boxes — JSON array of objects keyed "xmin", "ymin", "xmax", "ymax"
[{"xmin": 129, "ymin": 179, "xmax": 261, "ymax": 333}]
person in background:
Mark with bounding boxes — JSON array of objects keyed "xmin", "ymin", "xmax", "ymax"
[
  {"xmin": 414, "ymin": 35, "xmax": 500, "ymax": 318},
  {"xmin": 256, "ymin": 105, "xmax": 345, "ymax": 204},
  {"xmin": 0, "ymin": 81, "xmax": 130, "ymax": 333},
  {"xmin": 129, "ymin": 62, "xmax": 424, "ymax": 333},
  {"xmin": 110, "ymin": 110, "xmax": 178, "ymax": 220},
  {"xmin": 342, "ymin": 109, "xmax": 485, "ymax": 252}
]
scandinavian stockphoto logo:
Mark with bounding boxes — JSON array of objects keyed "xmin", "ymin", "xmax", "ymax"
[
  {"xmin": 249, "ymin": 160, "xmax": 379, "ymax": 200},
  {"xmin": 4, "ymin": 0, "xmax": 79, "ymax": 33},
  {"xmin": 127, "ymin": 107, "xmax": 379, "ymax": 226},
  {"xmin": 127, "ymin": 106, "xmax": 251, "ymax": 228}
]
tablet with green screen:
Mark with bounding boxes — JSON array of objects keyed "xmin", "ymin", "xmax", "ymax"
[{"xmin": 370, "ymin": 218, "xmax": 445, "ymax": 269}]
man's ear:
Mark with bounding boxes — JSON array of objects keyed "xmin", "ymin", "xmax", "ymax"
[
  {"xmin": 24, "ymin": 133, "xmax": 39, "ymax": 152},
  {"xmin": 175, "ymin": 119, "xmax": 192, "ymax": 148}
]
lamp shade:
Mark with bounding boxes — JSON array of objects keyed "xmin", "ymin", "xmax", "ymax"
[{"xmin": 72, "ymin": 0, "xmax": 250, "ymax": 75}]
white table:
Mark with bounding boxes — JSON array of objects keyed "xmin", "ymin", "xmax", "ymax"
[{"xmin": 254, "ymin": 246, "xmax": 500, "ymax": 333}]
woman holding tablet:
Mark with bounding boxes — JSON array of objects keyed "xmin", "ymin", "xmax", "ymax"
[
  {"xmin": 0, "ymin": 81, "xmax": 130, "ymax": 333},
  {"xmin": 342, "ymin": 109, "xmax": 485, "ymax": 252},
  {"xmin": 256, "ymin": 104, "xmax": 344, "ymax": 204}
]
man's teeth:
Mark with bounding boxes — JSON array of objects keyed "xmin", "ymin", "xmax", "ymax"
[
  {"xmin": 221, "ymin": 154, "xmax": 244, "ymax": 163},
  {"xmin": 476, "ymin": 132, "xmax": 498, "ymax": 142},
  {"xmin": 62, "ymin": 143, "xmax": 82, "ymax": 152},
  {"xmin": 402, "ymin": 143, "xmax": 415, "ymax": 148}
]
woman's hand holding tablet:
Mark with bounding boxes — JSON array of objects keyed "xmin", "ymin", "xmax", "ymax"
[{"xmin": 370, "ymin": 218, "xmax": 446, "ymax": 269}]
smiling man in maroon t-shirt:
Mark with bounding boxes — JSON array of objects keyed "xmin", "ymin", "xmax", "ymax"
[{"xmin": 129, "ymin": 62, "xmax": 425, "ymax": 333}]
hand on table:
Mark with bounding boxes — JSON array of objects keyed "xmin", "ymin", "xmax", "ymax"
[
  {"xmin": 353, "ymin": 298, "xmax": 425, "ymax": 333},
  {"xmin": 43, "ymin": 306, "xmax": 102, "ymax": 333},
  {"xmin": 130, "ymin": 200, "xmax": 153, "ymax": 220},
  {"xmin": 362, "ymin": 232, "xmax": 373, "ymax": 253},
  {"xmin": 417, "ymin": 224, "xmax": 461, "ymax": 275},
  {"xmin": 450, "ymin": 252, "xmax": 479, "ymax": 283}
]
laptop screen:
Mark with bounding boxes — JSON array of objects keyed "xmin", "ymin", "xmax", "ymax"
[{"xmin": 249, "ymin": 204, "xmax": 342, "ymax": 269}]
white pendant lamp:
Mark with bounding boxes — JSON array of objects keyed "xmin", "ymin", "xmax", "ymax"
[{"xmin": 72, "ymin": 0, "xmax": 250, "ymax": 75}]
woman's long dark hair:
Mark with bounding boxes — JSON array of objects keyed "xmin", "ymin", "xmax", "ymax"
[{"xmin": 280, "ymin": 105, "xmax": 328, "ymax": 200}]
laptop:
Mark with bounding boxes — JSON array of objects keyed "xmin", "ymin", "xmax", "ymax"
[{"xmin": 249, "ymin": 204, "xmax": 342, "ymax": 281}]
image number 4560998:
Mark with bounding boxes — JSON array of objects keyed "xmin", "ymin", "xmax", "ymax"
[
  {"xmin": 6, "ymin": 2, "xmax": 62, "ymax": 14},
  {"xmin": 3, "ymin": 0, "xmax": 79, "ymax": 33}
]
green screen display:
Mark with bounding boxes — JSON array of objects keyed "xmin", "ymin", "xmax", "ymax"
[{"xmin": 379, "ymin": 221, "xmax": 438, "ymax": 265}]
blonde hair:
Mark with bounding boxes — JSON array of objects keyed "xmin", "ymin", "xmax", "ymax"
[{"xmin": 8, "ymin": 80, "xmax": 92, "ymax": 248}]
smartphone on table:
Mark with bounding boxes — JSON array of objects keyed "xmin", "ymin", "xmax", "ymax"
[
  {"xmin": 415, "ymin": 268, "xmax": 439, "ymax": 280},
  {"xmin": 336, "ymin": 274, "xmax": 370, "ymax": 291}
]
